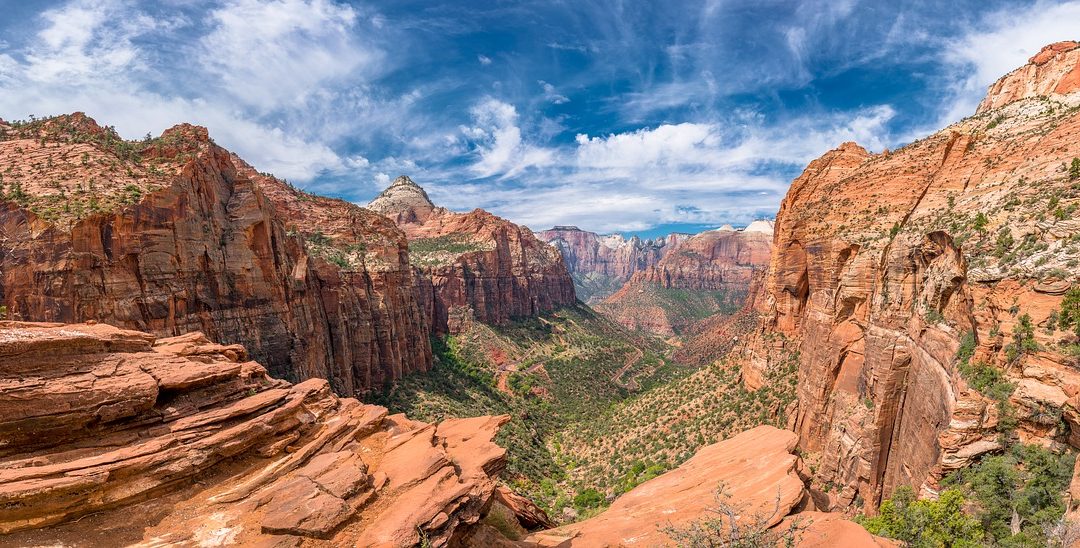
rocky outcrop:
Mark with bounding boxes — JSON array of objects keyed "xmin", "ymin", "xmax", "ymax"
[
  {"xmin": 736, "ymin": 46, "xmax": 1080, "ymax": 511},
  {"xmin": 0, "ymin": 115, "xmax": 430, "ymax": 395},
  {"xmin": 526, "ymin": 426, "xmax": 890, "ymax": 547},
  {"xmin": 597, "ymin": 224, "xmax": 773, "ymax": 335},
  {"xmin": 537, "ymin": 226, "xmax": 690, "ymax": 302},
  {"xmin": 977, "ymin": 41, "xmax": 1080, "ymax": 113},
  {"xmin": 370, "ymin": 177, "xmax": 576, "ymax": 334},
  {"xmin": 0, "ymin": 321, "xmax": 506, "ymax": 546}
]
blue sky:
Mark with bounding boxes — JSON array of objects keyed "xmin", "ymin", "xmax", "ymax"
[{"xmin": 0, "ymin": 0, "xmax": 1077, "ymax": 236}]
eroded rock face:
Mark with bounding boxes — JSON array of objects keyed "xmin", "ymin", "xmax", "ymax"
[
  {"xmin": 598, "ymin": 225, "xmax": 773, "ymax": 335},
  {"xmin": 0, "ymin": 116, "xmax": 430, "ymax": 395},
  {"xmin": 0, "ymin": 321, "xmax": 506, "ymax": 546},
  {"xmin": 977, "ymin": 41, "xmax": 1080, "ymax": 113},
  {"xmin": 537, "ymin": 226, "xmax": 690, "ymax": 302},
  {"xmin": 526, "ymin": 426, "xmax": 889, "ymax": 547},
  {"xmin": 738, "ymin": 46, "xmax": 1080, "ymax": 511},
  {"xmin": 369, "ymin": 177, "xmax": 577, "ymax": 334}
]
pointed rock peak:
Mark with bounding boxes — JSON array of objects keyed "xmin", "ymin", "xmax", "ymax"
[
  {"xmin": 391, "ymin": 174, "xmax": 420, "ymax": 188},
  {"xmin": 977, "ymin": 40, "xmax": 1080, "ymax": 114},
  {"xmin": 714, "ymin": 224, "xmax": 736, "ymax": 232},
  {"xmin": 368, "ymin": 174, "xmax": 436, "ymax": 220}
]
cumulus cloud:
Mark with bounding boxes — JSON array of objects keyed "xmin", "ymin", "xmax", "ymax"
[
  {"xmin": 477, "ymin": 54, "xmax": 492, "ymax": 65},
  {"xmin": 0, "ymin": 0, "xmax": 392, "ymax": 182}
]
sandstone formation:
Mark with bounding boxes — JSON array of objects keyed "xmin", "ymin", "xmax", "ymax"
[
  {"xmin": 525, "ymin": 426, "xmax": 889, "ymax": 547},
  {"xmin": 734, "ymin": 43, "xmax": 1080, "ymax": 511},
  {"xmin": 0, "ymin": 321, "xmax": 508, "ymax": 546},
  {"xmin": 537, "ymin": 226, "xmax": 690, "ymax": 303},
  {"xmin": 597, "ymin": 223, "xmax": 773, "ymax": 336},
  {"xmin": 0, "ymin": 115, "xmax": 430, "ymax": 395},
  {"xmin": 977, "ymin": 41, "xmax": 1080, "ymax": 113},
  {"xmin": 369, "ymin": 176, "xmax": 576, "ymax": 334}
]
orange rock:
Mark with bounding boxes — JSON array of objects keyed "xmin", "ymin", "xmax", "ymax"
[
  {"xmin": 0, "ymin": 321, "xmax": 510, "ymax": 546},
  {"xmin": 598, "ymin": 224, "xmax": 772, "ymax": 336},
  {"xmin": 978, "ymin": 41, "xmax": 1080, "ymax": 113},
  {"xmin": 735, "ymin": 43, "xmax": 1080, "ymax": 511},
  {"xmin": 0, "ymin": 116, "xmax": 431, "ymax": 396},
  {"xmin": 369, "ymin": 176, "xmax": 577, "ymax": 334}
]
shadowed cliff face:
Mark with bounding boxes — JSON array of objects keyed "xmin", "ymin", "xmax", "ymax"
[
  {"xmin": 0, "ymin": 116, "xmax": 431, "ymax": 395},
  {"xmin": 738, "ymin": 42, "xmax": 1080, "ymax": 511},
  {"xmin": 369, "ymin": 176, "xmax": 577, "ymax": 334}
]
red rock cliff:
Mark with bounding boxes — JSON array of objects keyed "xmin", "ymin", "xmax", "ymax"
[
  {"xmin": 369, "ymin": 176, "xmax": 577, "ymax": 334},
  {"xmin": 0, "ymin": 115, "xmax": 430, "ymax": 395},
  {"xmin": 597, "ymin": 224, "xmax": 773, "ymax": 335},
  {"xmin": 537, "ymin": 226, "xmax": 690, "ymax": 302},
  {"xmin": 977, "ymin": 41, "xmax": 1080, "ymax": 113},
  {"xmin": 738, "ymin": 45, "xmax": 1080, "ymax": 511},
  {"xmin": 0, "ymin": 321, "xmax": 505, "ymax": 546}
]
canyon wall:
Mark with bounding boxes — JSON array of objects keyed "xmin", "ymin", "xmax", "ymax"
[
  {"xmin": 737, "ymin": 42, "xmax": 1080, "ymax": 510},
  {"xmin": 369, "ymin": 176, "xmax": 577, "ymax": 334},
  {"xmin": 537, "ymin": 226, "xmax": 689, "ymax": 302},
  {"xmin": 0, "ymin": 116, "xmax": 430, "ymax": 395},
  {"xmin": 598, "ymin": 223, "xmax": 773, "ymax": 336}
]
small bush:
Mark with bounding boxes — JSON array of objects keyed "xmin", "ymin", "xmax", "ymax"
[{"xmin": 858, "ymin": 486, "xmax": 982, "ymax": 547}]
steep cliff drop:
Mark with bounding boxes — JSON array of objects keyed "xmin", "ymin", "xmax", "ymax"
[
  {"xmin": 369, "ymin": 176, "xmax": 576, "ymax": 334},
  {"xmin": 537, "ymin": 226, "xmax": 690, "ymax": 303},
  {"xmin": 598, "ymin": 221, "xmax": 773, "ymax": 336},
  {"xmin": 0, "ymin": 115, "xmax": 430, "ymax": 395},
  {"xmin": 736, "ymin": 41, "xmax": 1080, "ymax": 511},
  {"xmin": 0, "ymin": 321, "xmax": 506, "ymax": 546}
]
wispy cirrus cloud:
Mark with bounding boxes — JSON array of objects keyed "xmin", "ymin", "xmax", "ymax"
[{"xmin": 1, "ymin": 0, "xmax": 1076, "ymax": 236}]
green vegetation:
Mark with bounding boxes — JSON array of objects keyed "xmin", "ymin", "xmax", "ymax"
[
  {"xmin": 371, "ymin": 305, "xmax": 682, "ymax": 517},
  {"xmin": 1059, "ymin": 287, "xmax": 1080, "ymax": 337},
  {"xmin": 408, "ymin": 233, "xmax": 488, "ymax": 266},
  {"xmin": 859, "ymin": 487, "xmax": 982, "ymax": 548},
  {"xmin": 955, "ymin": 330, "xmax": 1018, "ymax": 439},
  {"xmin": 942, "ymin": 444, "xmax": 1076, "ymax": 546},
  {"xmin": 598, "ymin": 281, "xmax": 747, "ymax": 335},
  {"xmin": 1005, "ymin": 314, "xmax": 1039, "ymax": 363},
  {"xmin": 1070, "ymin": 158, "xmax": 1080, "ymax": 181},
  {"xmin": 558, "ymin": 334, "xmax": 797, "ymax": 498},
  {"xmin": 569, "ymin": 271, "xmax": 624, "ymax": 304}
]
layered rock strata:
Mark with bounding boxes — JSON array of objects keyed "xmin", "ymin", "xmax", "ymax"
[
  {"xmin": 598, "ymin": 223, "xmax": 773, "ymax": 335},
  {"xmin": 369, "ymin": 177, "xmax": 576, "ymax": 334},
  {"xmin": 0, "ymin": 321, "xmax": 506, "ymax": 546},
  {"xmin": 537, "ymin": 226, "xmax": 690, "ymax": 302},
  {"xmin": 736, "ymin": 42, "xmax": 1080, "ymax": 510},
  {"xmin": 0, "ymin": 115, "xmax": 430, "ymax": 394}
]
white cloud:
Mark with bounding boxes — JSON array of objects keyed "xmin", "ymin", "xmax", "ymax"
[
  {"xmin": 431, "ymin": 103, "xmax": 896, "ymax": 232},
  {"xmin": 538, "ymin": 80, "xmax": 570, "ymax": 104},
  {"xmin": 478, "ymin": 54, "xmax": 492, "ymax": 65},
  {"xmin": 936, "ymin": 1, "xmax": 1080, "ymax": 125},
  {"xmin": 461, "ymin": 98, "xmax": 555, "ymax": 179},
  {"xmin": 0, "ymin": 0, "xmax": 399, "ymax": 183},
  {"xmin": 199, "ymin": 0, "xmax": 377, "ymax": 112}
]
